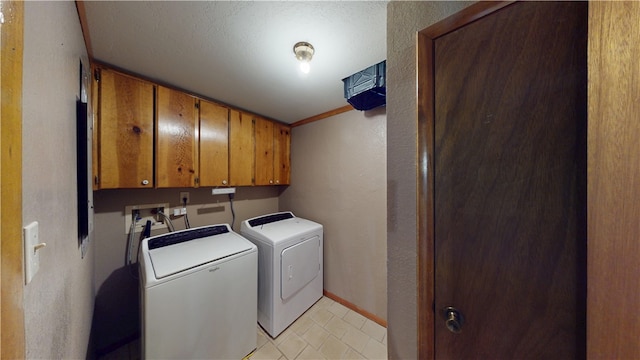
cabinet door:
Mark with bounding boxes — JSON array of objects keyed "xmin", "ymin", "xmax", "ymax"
[
  {"xmin": 156, "ymin": 86, "xmax": 198, "ymax": 188},
  {"xmin": 97, "ymin": 69, "xmax": 154, "ymax": 189},
  {"xmin": 229, "ymin": 110, "xmax": 254, "ymax": 186},
  {"xmin": 199, "ymin": 100, "xmax": 229, "ymax": 187},
  {"xmin": 254, "ymin": 117, "xmax": 274, "ymax": 185},
  {"xmin": 274, "ymin": 123, "xmax": 291, "ymax": 185}
]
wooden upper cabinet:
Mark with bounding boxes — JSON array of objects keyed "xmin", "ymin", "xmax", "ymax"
[
  {"xmin": 254, "ymin": 118, "xmax": 291, "ymax": 185},
  {"xmin": 156, "ymin": 86, "xmax": 198, "ymax": 188},
  {"xmin": 274, "ymin": 123, "xmax": 291, "ymax": 185},
  {"xmin": 96, "ymin": 68, "xmax": 154, "ymax": 189},
  {"xmin": 255, "ymin": 117, "xmax": 275, "ymax": 185},
  {"xmin": 229, "ymin": 110, "xmax": 255, "ymax": 186},
  {"xmin": 199, "ymin": 100, "xmax": 229, "ymax": 187},
  {"xmin": 93, "ymin": 67, "xmax": 291, "ymax": 189}
]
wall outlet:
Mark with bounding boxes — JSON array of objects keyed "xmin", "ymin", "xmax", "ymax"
[
  {"xmin": 212, "ymin": 187, "xmax": 236, "ymax": 195},
  {"xmin": 179, "ymin": 191, "xmax": 190, "ymax": 204},
  {"xmin": 125, "ymin": 203, "xmax": 170, "ymax": 234}
]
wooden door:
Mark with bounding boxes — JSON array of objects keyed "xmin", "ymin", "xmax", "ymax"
[
  {"xmin": 229, "ymin": 110, "xmax": 254, "ymax": 186},
  {"xmin": 423, "ymin": 2, "xmax": 587, "ymax": 358},
  {"xmin": 199, "ymin": 100, "xmax": 229, "ymax": 187},
  {"xmin": 273, "ymin": 123, "xmax": 291, "ymax": 185},
  {"xmin": 254, "ymin": 117, "xmax": 274, "ymax": 185},
  {"xmin": 587, "ymin": 2, "xmax": 640, "ymax": 358},
  {"xmin": 156, "ymin": 86, "xmax": 198, "ymax": 188},
  {"xmin": 1, "ymin": 0, "xmax": 26, "ymax": 357},
  {"xmin": 98, "ymin": 69, "xmax": 154, "ymax": 189}
]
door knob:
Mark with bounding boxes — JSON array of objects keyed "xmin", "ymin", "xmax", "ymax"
[{"xmin": 442, "ymin": 306, "xmax": 464, "ymax": 334}]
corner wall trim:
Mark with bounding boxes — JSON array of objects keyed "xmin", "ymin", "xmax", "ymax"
[
  {"xmin": 291, "ymin": 105, "xmax": 354, "ymax": 128},
  {"xmin": 323, "ymin": 290, "xmax": 387, "ymax": 328}
]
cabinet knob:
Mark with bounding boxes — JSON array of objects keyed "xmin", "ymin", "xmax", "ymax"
[
  {"xmin": 222, "ymin": 180, "xmax": 227, "ymax": 185},
  {"xmin": 269, "ymin": 180, "xmax": 274, "ymax": 184},
  {"xmin": 275, "ymin": 180, "xmax": 280, "ymax": 184},
  {"xmin": 141, "ymin": 179, "xmax": 149, "ymax": 185}
]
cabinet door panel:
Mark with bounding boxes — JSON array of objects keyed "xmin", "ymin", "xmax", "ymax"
[
  {"xmin": 229, "ymin": 110, "xmax": 254, "ymax": 186},
  {"xmin": 274, "ymin": 123, "xmax": 291, "ymax": 185},
  {"xmin": 254, "ymin": 117, "xmax": 274, "ymax": 185},
  {"xmin": 199, "ymin": 100, "xmax": 229, "ymax": 187},
  {"xmin": 98, "ymin": 69, "xmax": 154, "ymax": 189},
  {"xmin": 156, "ymin": 86, "xmax": 198, "ymax": 188}
]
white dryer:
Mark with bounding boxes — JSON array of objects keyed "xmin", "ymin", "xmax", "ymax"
[
  {"xmin": 241, "ymin": 212, "xmax": 323, "ymax": 338},
  {"xmin": 140, "ymin": 224, "xmax": 257, "ymax": 359}
]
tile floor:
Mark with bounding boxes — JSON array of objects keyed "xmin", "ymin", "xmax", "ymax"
[
  {"xmin": 249, "ymin": 296, "xmax": 387, "ymax": 360},
  {"xmin": 99, "ymin": 296, "xmax": 387, "ymax": 360}
]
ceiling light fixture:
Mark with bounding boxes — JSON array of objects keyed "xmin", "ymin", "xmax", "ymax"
[{"xmin": 293, "ymin": 41, "xmax": 314, "ymax": 74}]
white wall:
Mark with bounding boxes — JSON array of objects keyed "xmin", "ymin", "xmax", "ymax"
[
  {"xmin": 279, "ymin": 107, "xmax": 387, "ymax": 320},
  {"xmin": 22, "ymin": 2, "xmax": 94, "ymax": 358},
  {"xmin": 386, "ymin": 1, "xmax": 473, "ymax": 359}
]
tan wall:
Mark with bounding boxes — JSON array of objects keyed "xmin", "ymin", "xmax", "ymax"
[
  {"xmin": 279, "ymin": 107, "xmax": 387, "ymax": 320},
  {"xmin": 386, "ymin": 1, "xmax": 473, "ymax": 359},
  {"xmin": 21, "ymin": 2, "xmax": 94, "ymax": 358},
  {"xmin": 91, "ymin": 186, "xmax": 279, "ymax": 351}
]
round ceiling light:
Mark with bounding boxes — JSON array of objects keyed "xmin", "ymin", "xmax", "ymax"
[{"xmin": 293, "ymin": 41, "xmax": 314, "ymax": 74}]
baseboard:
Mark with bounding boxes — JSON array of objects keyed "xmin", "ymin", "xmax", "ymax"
[{"xmin": 323, "ymin": 290, "xmax": 387, "ymax": 328}]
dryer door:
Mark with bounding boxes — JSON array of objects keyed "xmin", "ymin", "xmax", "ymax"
[{"xmin": 281, "ymin": 235, "xmax": 321, "ymax": 300}]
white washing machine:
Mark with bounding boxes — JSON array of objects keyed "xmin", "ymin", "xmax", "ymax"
[
  {"xmin": 240, "ymin": 212, "xmax": 323, "ymax": 338},
  {"xmin": 139, "ymin": 224, "xmax": 257, "ymax": 359}
]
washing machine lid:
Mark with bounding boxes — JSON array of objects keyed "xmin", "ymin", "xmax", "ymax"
[
  {"xmin": 241, "ymin": 212, "xmax": 322, "ymax": 243},
  {"xmin": 147, "ymin": 225, "xmax": 253, "ymax": 279}
]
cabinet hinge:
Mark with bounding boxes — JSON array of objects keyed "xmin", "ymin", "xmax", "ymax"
[
  {"xmin": 94, "ymin": 175, "xmax": 99, "ymax": 185},
  {"xmin": 195, "ymin": 102, "xmax": 199, "ymax": 109},
  {"xmin": 94, "ymin": 69, "xmax": 100, "ymax": 82},
  {"xmin": 194, "ymin": 177, "xmax": 199, "ymax": 185}
]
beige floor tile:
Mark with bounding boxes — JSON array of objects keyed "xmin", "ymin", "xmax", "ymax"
[
  {"xmin": 272, "ymin": 326, "xmax": 294, "ymax": 345},
  {"xmin": 278, "ymin": 332, "xmax": 307, "ymax": 360},
  {"xmin": 310, "ymin": 308, "xmax": 334, "ymax": 327},
  {"xmin": 327, "ymin": 301, "xmax": 350, "ymax": 318},
  {"xmin": 319, "ymin": 335, "xmax": 349, "ymax": 360},
  {"xmin": 315, "ymin": 296, "xmax": 333, "ymax": 308},
  {"xmin": 342, "ymin": 348, "xmax": 366, "ymax": 360},
  {"xmin": 324, "ymin": 316, "xmax": 350, "ymax": 339},
  {"xmin": 343, "ymin": 310, "xmax": 367, "ymax": 329},
  {"xmin": 291, "ymin": 315, "xmax": 315, "ymax": 336},
  {"xmin": 361, "ymin": 319, "xmax": 386, "ymax": 342},
  {"xmin": 301, "ymin": 323, "xmax": 330, "ymax": 350},
  {"xmin": 296, "ymin": 345, "xmax": 327, "ymax": 360},
  {"xmin": 342, "ymin": 326, "xmax": 369, "ymax": 353},
  {"xmin": 250, "ymin": 342, "xmax": 283, "ymax": 360},
  {"xmin": 361, "ymin": 338, "xmax": 387, "ymax": 360},
  {"xmin": 257, "ymin": 329, "xmax": 269, "ymax": 348}
]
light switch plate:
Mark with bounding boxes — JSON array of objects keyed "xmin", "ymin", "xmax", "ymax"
[{"xmin": 23, "ymin": 221, "xmax": 40, "ymax": 284}]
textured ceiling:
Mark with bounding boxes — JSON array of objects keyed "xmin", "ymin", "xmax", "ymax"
[{"xmin": 82, "ymin": 1, "xmax": 388, "ymax": 124}]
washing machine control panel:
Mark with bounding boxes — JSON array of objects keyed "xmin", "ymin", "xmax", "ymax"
[
  {"xmin": 247, "ymin": 212, "xmax": 294, "ymax": 227},
  {"xmin": 148, "ymin": 225, "xmax": 229, "ymax": 250}
]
